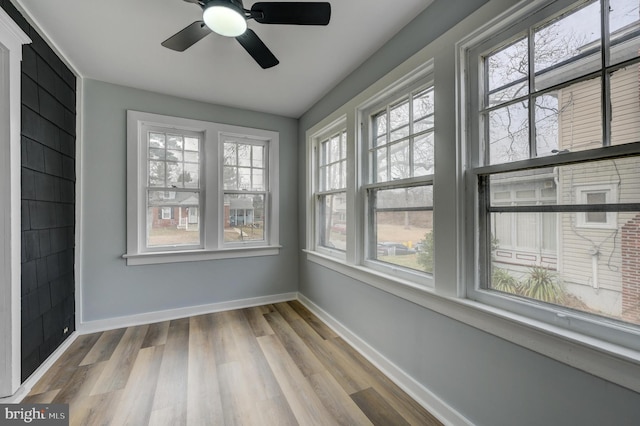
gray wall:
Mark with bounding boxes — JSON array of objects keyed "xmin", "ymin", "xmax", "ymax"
[
  {"xmin": 297, "ymin": 0, "xmax": 640, "ymax": 425},
  {"xmin": 81, "ymin": 79, "xmax": 298, "ymax": 322}
]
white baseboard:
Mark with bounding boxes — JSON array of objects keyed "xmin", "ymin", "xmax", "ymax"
[
  {"xmin": 0, "ymin": 331, "xmax": 80, "ymax": 403},
  {"xmin": 297, "ymin": 293, "xmax": 472, "ymax": 426},
  {"xmin": 78, "ymin": 292, "xmax": 298, "ymax": 334}
]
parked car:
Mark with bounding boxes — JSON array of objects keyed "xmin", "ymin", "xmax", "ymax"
[
  {"xmin": 331, "ymin": 223, "xmax": 347, "ymax": 234},
  {"xmin": 377, "ymin": 242, "xmax": 416, "ymax": 256}
]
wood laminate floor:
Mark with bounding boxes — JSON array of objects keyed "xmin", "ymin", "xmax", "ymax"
[{"xmin": 22, "ymin": 301, "xmax": 442, "ymax": 426}]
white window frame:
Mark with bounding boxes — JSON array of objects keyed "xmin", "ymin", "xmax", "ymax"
[
  {"xmin": 310, "ymin": 117, "xmax": 348, "ymax": 260},
  {"xmin": 462, "ymin": 0, "xmax": 640, "ymax": 366},
  {"xmin": 221, "ymin": 135, "xmax": 270, "ymax": 247},
  {"xmin": 359, "ymin": 78, "xmax": 435, "ymax": 284},
  {"xmin": 125, "ymin": 111, "xmax": 280, "ymax": 265},
  {"xmin": 305, "ymin": 61, "xmax": 435, "ymax": 287},
  {"xmin": 144, "ymin": 124, "xmax": 204, "ymax": 252}
]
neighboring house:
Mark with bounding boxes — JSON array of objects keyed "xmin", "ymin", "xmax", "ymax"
[
  {"xmin": 492, "ymin": 29, "xmax": 640, "ymax": 322},
  {"xmin": 150, "ymin": 193, "xmax": 200, "ymax": 231},
  {"xmin": 225, "ymin": 197, "xmax": 256, "ymax": 227}
]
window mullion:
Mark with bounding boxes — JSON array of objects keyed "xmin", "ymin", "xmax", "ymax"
[
  {"xmin": 409, "ymin": 91, "xmax": 415, "ymax": 178},
  {"xmin": 601, "ymin": 0, "xmax": 611, "ymax": 147},
  {"xmin": 528, "ymin": 26, "xmax": 536, "ymax": 158}
]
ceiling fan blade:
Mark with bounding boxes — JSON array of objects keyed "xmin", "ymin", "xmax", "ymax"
[
  {"xmin": 236, "ymin": 29, "xmax": 279, "ymax": 69},
  {"xmin": 161, "ymin": 21, "xmax": 211, "ymax": 51},
  {"xmin": 250, "ymin": 2, "xmax": 331, "ymax": 25}
]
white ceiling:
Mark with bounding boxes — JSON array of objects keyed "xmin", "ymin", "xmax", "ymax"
[{"xmin": 15, "ymin": 0, "xmax": 433, "ymax": 118}]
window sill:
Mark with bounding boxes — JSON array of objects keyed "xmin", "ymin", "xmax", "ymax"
[
  {"xmin": 304, "ymin": 249, "xmax": 434, "ymax": 298},
  {"xmin": 303, "ymin": 249, "xmax": 640, "ymax": 394},
  {"xmin": 124, "ymin": 245, "xmax": 281, "ymax": 265}
]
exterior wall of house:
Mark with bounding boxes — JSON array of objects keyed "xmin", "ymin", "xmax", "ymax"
[
  {"xmin": 0, "ymin": 0, "xmax": 76, "ymax": 381},
  {"xmin": 622, "ymin": 214, "xmax": 640, "ymax": 322},
  {"xmin": 556, "ymin": 66, "xmax": 640, "ymax": 314}
]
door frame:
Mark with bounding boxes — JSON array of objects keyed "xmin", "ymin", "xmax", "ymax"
[{"xmin": 0, "ymin": 7, "xmax": 30, "ymax": 398}]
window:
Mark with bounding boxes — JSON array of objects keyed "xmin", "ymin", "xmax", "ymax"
[
  {"xmin": 145, "ymin": 126, "xmax": 202, "ymax": 249},
  {"xmin": 364, "ymin": 85, "xmax": 435, "ymax": 279},
  {"xmin": 313, "ymin": 125, "xmax": 348, "ymax": 253},
  {"xmin": 160, "ymin": 207, "xmax": 172, "ymax": 221},
  {"xmin": 306, "ymin": 64, "xmax": 434, "ymax": 285},
  {"xmin": 223, "ymin": 136, "xmax": 268, "ymax": 243},
  {"xmin": 466, "ymin": 0, "xmax": 640, "ymax": 345},
  {"xmin": 576, "ymin": 184, "xmax": 618, "ymax": 228},
  {"xmin": 126, "ymin": 111, "xmax": 279, "ymax": 265}
]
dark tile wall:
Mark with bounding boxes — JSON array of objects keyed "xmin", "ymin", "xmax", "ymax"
[{"xmin": 0, "ymin": 0, "xmax": 76, "ymax": 381}]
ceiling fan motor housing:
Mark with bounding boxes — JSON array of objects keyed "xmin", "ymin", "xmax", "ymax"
[
  {"xmin": 204, "ymin": 0, "xmax": 245, "ymax": 13},
  {"xmin": 203, "ymin": 0, "xmax": 248, "ymax": 37}
]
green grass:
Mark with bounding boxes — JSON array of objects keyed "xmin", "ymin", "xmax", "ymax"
[{"xmin": 378, "ymin": 254, "xmax": 427, "ymax": 272}]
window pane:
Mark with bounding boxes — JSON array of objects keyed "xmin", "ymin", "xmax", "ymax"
[
  {"xmin": 166, "ymin": 162, "xmax": 183, "ymax": 187},
  {"xmin": 488, "ymin": 101, "xmax": 529, "ymax": 164},
  {"xmin": 252, "ymin": 145, "xmax": 264, "ymax": 168},
  {"xmin": 390, "ymin": 100, "xmax": 410, "ymax": 142},
  {"xmin": 413, "ymin": 133, "xmax": 434, "ymax": 176},
  {"xmin": 374, "ymin": 112, "xmax": 387, "ymax": 140},
  {"xmin": 609, "ymin": 0, "xmax": 640, "ymax": 65},
  {"xmin": 325, "ymin": 164, "xmax": 338, "ymax": 190},
  {"xmin": 149, "ymin": 132, "xmax": 165, "ymax": 148},
  {"xmin": 149, "ymin": 148, "xmax": 165, "ymax": 160},
  {"xmin": 184, "ymin": 151, "xmax": 199, "ymax": 163},
  {"xmin": 224, "ymin": 194, "xmax": 265, "ymax": 243},
  {"xmin": 555, "ymin": 76, "xmax": 603, "ymax": 153},
  {"xmin": 488, "ymin": 155, "xmax": 640, "ymax": 325},
  {"xmin": 224, "ymin": 144, "xmax": 237, "ymax": 166},
  {"xmin": 183, "ymin": 163, "xmax": 199, "ymax": 188},
  {"xmin": 534, "ymin": 93, "xmax": 559, "ymax": 157},
  {"xmin": 252, "ymin": 169, "xmax": 264, "ymax": 191},
  {"xmin": 330, "ymin": 135, "xmax": 341, "ymax": 163},
  {"xmin": 148, "ymin": 161, "xmax": 165, "ymax": 187},
  {"xmin": 318, "ymin": 193, "xmax": 347, "ymax": 251},
  {"xmin": 238, "ymin": 168, "xmax": 251, "ymax": 190},
  {"xmin": 586, "ymin": 192, "xmax": 608, "ymax": 223},
  {"xmin": 389, "ymin": 141, "xmax": 410, "ymax": 180},
  {"xmin": 147, "ymin": 191, "xmax": 200, "ymax": 247},
  {"xmin": 224, "ymin": 141, "xmax": 267, "ymax": 191},
  {"xmin": 490, "ymin": 208, "xmax": 640, "ymax": 327},
  {"xmin": 167, "ymin": 134, "xmax": 184, "ymax": 150},
  {"xmin": 167, "ymin": 149, "xmax": 183, "ymax": 162},
  {"xmin": 238, "ymin": 144, "xmax": 251, "ymax": 167},
  {"xmin": 487, "ymin": 37, "xmax": 529, "ymax": 107},
  {"xmin": 611, "ymin": 66, "xmax": 640, "ymax": 146},
  {"xmin": 374, "ymin": 147, "xmax": 388, "ymax": 182},
  {"xmin": 534, "ymin": 2, "xmax": 601, "ymax": 91},
  {"xmin": 413, "ymin": 88, "xmax": 434, "ymax": 122},
  {"xmin": 372, "ymin": 186, "xmax": 433, "ymax": 273},
  {"xmin": 148, "ymin": 131, "xmax": 201, "ymax": 190},
  {"xmin": 184, "ymin": 136, "xmax": 199, "ymax": 151}
]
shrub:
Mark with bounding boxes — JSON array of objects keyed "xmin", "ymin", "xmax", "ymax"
[
  {"xmin": 491, "ymin": 267, "xmax": 520, "ymax": 295},
  {"xmin": 416, "ymin": 231, "xmax": 434, "ymax": 273},
  {"xmin": 522, "ymin": 266, "xmax": 565, "ymax": 304}
]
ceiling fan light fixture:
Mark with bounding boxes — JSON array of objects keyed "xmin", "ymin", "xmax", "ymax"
[{"xmin": 203, "ymin": 1, "xmax": 247, "ymax": 37}]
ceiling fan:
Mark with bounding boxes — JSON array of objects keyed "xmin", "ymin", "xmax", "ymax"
[{"xmin": 162, "ymin": 0, "xmax": 331, "ymax": 69}]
